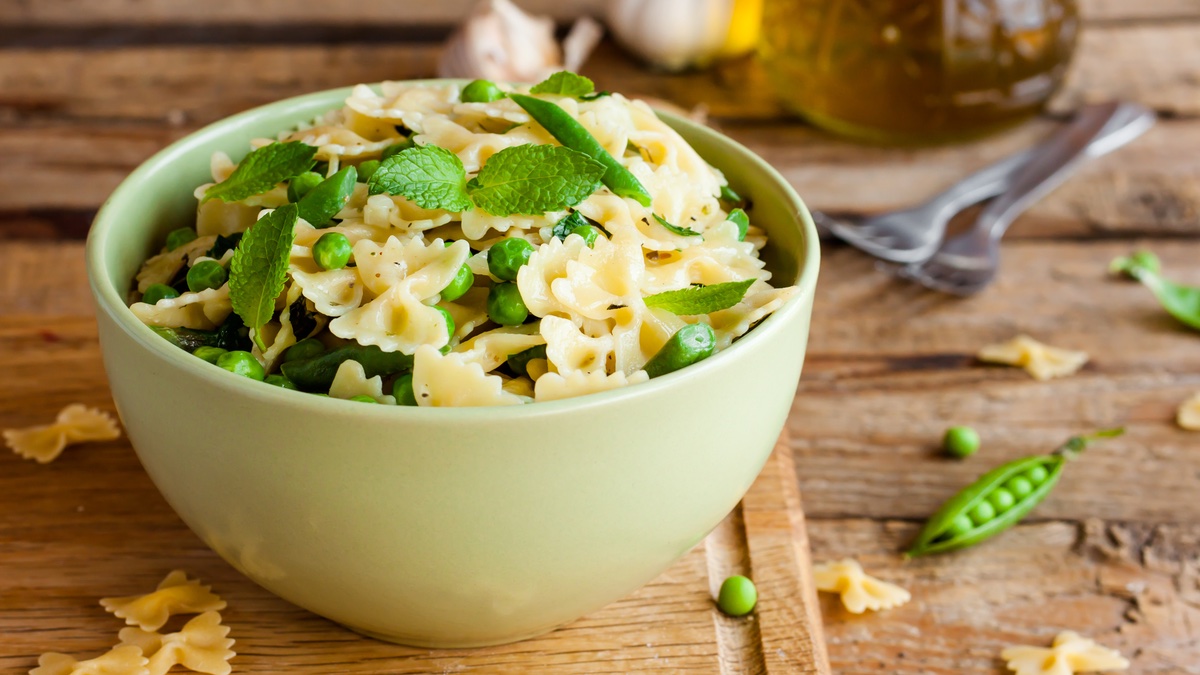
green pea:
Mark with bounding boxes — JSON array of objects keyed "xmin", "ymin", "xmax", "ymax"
[
  {"xmin": 393, "ymin": 373, "xmax": 417, "ymax": 406},
  {"xmin": 288, "ymin": 171, "xmax": 324, "ymax": 203},
  {"xmin": 165, "ymin": 227, "xmax": 198, "ymax": 251},
  {"xmin": 487, "ymin": 237, "xmax": 535, "ymax": 281},
  {"xmin": 487, "ymin": 282, "xmax": 529, "ymax": 326},
  {"xmin": 988, "ymin": 488, "xmax": 1016, "ymax": 514},
  {"xmin": 357, "ymin": 159, "xmax": 381, "ymax": 182},
  {"xmin": 265, "ymin": 374, "xmax": 298, "ymax": 390},
  {"xmin": 969, "ymin": 500, "xmax": 996, "ymax": 526},
  {"xmin": 716, "ymin": 575, "xmax": 757, "ymax": 617},
  {"xmin": 313, "ymin": 232, "xmax": 352, "ymax": 270},
  {"xmin": 461, "ymin": 79, "xmax": 505, "ymax": 103},
  {"xmin": 216, "ymin": 350, "xmax": 265, "ymax": 381},
  {"xmin": 349, "ymin": 395, "xmax": 377, "ymax": 403},
  {"xmin": 945, "ymin": 514, "xmax": 975, "ymax": 539},
  {"xmin": 187, "ymin": 260, "xmax": 227, "ymax": 293},
  {"xmin": 643, "ymin": 323, "xmax": 717, "ymax": 379},
  {"xmin": 435, "ymin": 306, "xmax": 456, "ymax": 343},
  {"xmin": 1004, "ymin": 476, "xmax": 1034, "ymax": 499},
  {"xmin": 193, "ymin": 346, "xmax": 227, "ymax": 364},
  {"xmin": 507, "ymin": 344, "xmax": 547, "ymax": 378},
  {"xmin": 142, "ymin": 283, "xmax": 179, "ymax": 305},
  {"xmin": 1025, "ymin": 465, "xmax": 1049, "ymax": 485},
  {"xmin": 284, "ymin": 338, "xmax": 326, "ymax": 363},
  {"xmin": 381, "ymin": 138, "xmax": 415, "ymax": 161},
  {"xmin": 727, "ymin": 208, "xmax": 750, "ymax": 242},
  {"xmin": 570, "ymin": 224, "xmax": 602, "ymax": 247},
  {"xmin": 441, "ymin": 264, "xmax": 474, "ymax": 302},
  {"xmin": 943, "ymin": 426, "xmax": 980, "ymax": 459}
]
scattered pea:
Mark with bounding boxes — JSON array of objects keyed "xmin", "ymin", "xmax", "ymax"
[
  {"xmin": 441, "ymin": 264, "xmax": 474, "ymax": 302},
  {"xmin": 381, "ymin": 138, "xmax": 415, "ymax": 161},
  {"xmin": 313, "ymin": 232, "xmax": 352, "ymax": 270},
  {"xmin": 570, "ymin": 224, "xmax": 602, "ymax": 247},
  {"xmin": 1004, "ymin": 476, "xmax": 1034, "ymax": 499},
  {"xmin": 288, "ymin": 171, "xmax": 324, "ymax": 203},
  {"xmin": 284, "ymin": 337, "xmax": 327, "ymax": 363},
  {"xmin": 142, "ymin": 283, "xmax": 179, "ymax": 305},
  {"xmin": 716, "ymin": 575, "xmax": 757, "ymax": 617},
  {"xmin": 393, "ymin": 373, "xmax": 417, "ymax": 406},
  {"xmin": 942, "ymin": 426, "xmax": 980, "ymax": 458},
  {"xmin": 165, "ymin": 227, "xmax": 198, "ymax": 251},
  {"xmin": 357, "ymin": 159, "xmax": 381, "ymax": 182},
  {"xmin": 461, "ymin": 79, "xmax": 506, "ymax": 103},
  {"xmin": 487, "ymin": 282, "xmax": 529, "ymax": 326},
  {"xmin": 987, "ymin": 488, "xmax": 1016, "ymax": 514},
  {"xmin": 216, "ymin": 350, "xmax": 265, "ymax": 381},
  {"xmin": 187, "ymin": 260, "xmax": 227, "ymax": 293},
  {"xmin": 349, "ymin": 395, "xmax": 377, "ymax": 403},
  {"xmin": 1024, "ymin": 465, "xmax": 1049, "ymax": 485},
  {"xmin": 969, "ymin": 500, "xmax": 996, "ymax": 526},
  {"xmin": 487, "ymin": 237, "xmax": 535, "ymax": 281},
  {"xmin": 265, "ymin": 374, "xmax": 298, "ymax": 390},
  {"xmin": 435, "ymin": 306, "xmax": 456, "ymax": 343},
  {"xmin": 193, "ymin": 346, "xmax": 227, "ymax": 364}
]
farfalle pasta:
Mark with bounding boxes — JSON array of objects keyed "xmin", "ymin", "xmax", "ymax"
[
  {"xmin": 101, "ymin": 570, "xmax": 227, "ymax": 632},
  {"xmin": 812, "ymin": 558, "xmax": 911, "ymax": 614},
  {"xmin": 1001, "ymin": 631, "xmax": 1129, "ymax": 675},
  {"xmin": 119, "ymin": 612, "xmax": 236, "ymax": 675},
  {"xmin": 126, "ymin": 74, "xmax": 797, "ymax": 405},
  {"xmin": 4, "ymin": 404, "xmax": 122, "ymax": 464}
]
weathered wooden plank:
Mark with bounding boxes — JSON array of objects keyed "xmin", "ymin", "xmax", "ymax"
[{"xmin": 806, "ymin": 518, "xmax": 1199, "ymax": 674}]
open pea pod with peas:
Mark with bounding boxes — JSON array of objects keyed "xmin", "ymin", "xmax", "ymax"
[{"xmin": 906, "ymin": 427, "xmax": 1124, "ymax": 557}]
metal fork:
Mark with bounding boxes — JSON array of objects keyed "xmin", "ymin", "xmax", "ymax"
[{"xmin": 892, "ymin": 101, "xmax": 1156, "ymax": 296}]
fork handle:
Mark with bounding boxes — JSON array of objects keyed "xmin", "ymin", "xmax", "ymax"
[{"xmin": 974, "ymin": 101, "xmax": 1156, "ymax": 240}]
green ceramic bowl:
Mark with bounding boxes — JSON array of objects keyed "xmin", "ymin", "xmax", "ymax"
[{"xmin": 86, "ymin": 83, "xmax": 820, "ymax": 648}]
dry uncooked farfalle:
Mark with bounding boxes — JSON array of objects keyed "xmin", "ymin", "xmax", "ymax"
[
  {"xmin": 977, "ymin": 334, "xmax": 1089, "ymax": 381},
  {"xmin": 1001, "ymin": 631, "xmax": 1129, "ymax": 675},
  {"xmin": 30, "ymin": 645, "xmax": 149, "ymax": 675},
  {"xmin": 438, "ymin": 0, "xmax": 603, "ymax": 83},
  {"xmin": 4, "ymin": 404, "xmax": 121, "ymax": 464},
  {"xmin": 100, "ymin": 571, "xmax": 227, "ymax": 632},
  {"xmin": 119, "ymin": 611, "xmax": 235, "ymax": 675},
  {"xmin": 812, "ymin": 558, "xmax": 911, "ymax": 614},
  {"xmin": 1176, "ymin": 392, "xmax": 1200, "ymax": 431}
]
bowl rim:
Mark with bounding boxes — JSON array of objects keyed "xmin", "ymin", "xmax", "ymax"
[{"xmin": 86, "ymin": 80, "xmax": 820, "ymax": 419}]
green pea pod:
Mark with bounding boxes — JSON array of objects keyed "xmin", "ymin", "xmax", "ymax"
[
  {"xmin": 644, "ymin": 323, "xmax": 716, "ymax": 379},
  {"xmin": 281, "ymin": 344, "xmax": 413, "ymax": 392},
  {"xmin": 509, "ymin": 94, "xmax": 653, "ymax": 207},
  {"xmin": 297, "ymin": 166, "xmax": 357, "ymax": 228},
  {"xmin": 906, "ymin": 428, "xmax": 1123, "ymax": 557},
  {"xmin": 150, "ymin": 326, "xmax": 219, "ymax": 353}
]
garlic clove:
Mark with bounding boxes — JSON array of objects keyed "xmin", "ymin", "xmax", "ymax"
[{"xmin": 607, "ymin": 0, "xmax": 735, "ymax": 72}]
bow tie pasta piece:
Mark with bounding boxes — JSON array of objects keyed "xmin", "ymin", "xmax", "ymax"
[
  {"xmin": 352, "ymin": 236, "xmax": 469, "ymax": 298},
  {"xmin": 412, "ymin": 345, "xmax": 526, "ymax": 406},
  {"xmin": 330, "ymin": 285, "xmax": 454, "ymax": 354},
  {"xmin": 5, "ymin": 404, "xmax": 121, "ymax": 464},
  {"xmin": 1001, "ymin": 631, "xmax": 1129, "ymax": 675},
  {"xmin": 328, "ymin": 359, "xmax": 397, "ymax": 404},
  {"xmin": 291, "ymin": 268, "xmax": 364, "ymax": 318},
  {"xmin": 420, "ymin": 116, "xmax": 534, "ymax": 174},
  {"xmin": 130, "ymin": 285, "xmax": 233, "ymax": 331},
  {"xmin": 1178, "ymin": 392, "xmax": 1200, "ymax": 430},
  {"xmin": 708, "ymin": 285, "xmax": 800, "ymax": 349},
  {"xmin": 362, "ymin": 194, "xmax": 455, "ymax": 235},
  {"xmin": 812, "ymin": 559, "xmax": 911, "ymax": 614},
  {"xmin": 282, "ymin": 125, "xmax": 393, "ymax": 161},
  {"xmin": 31, "ymin": 645, "xmax": 149, "ymax": 675},
  {"xmin": 641, "ymin": 223, "xmax": 768, "ymax": 293},
  {"xmin": 135, "ymin": 235, "xmax": 218, "ymax": 293},
  {"xmin": 977, "ymin": 335, "xmax": 1089, "ymax": 381},
  {"xmin": 535, "ymin": 369, "xmax": 649, "ymax": 402},
  {"xmin": 100, "ymin": 570, "xmax": 227, "ymax": 632},
  {"xmin": 347, "ymin": 82, "xmax": 458, "ymax": 134},
  {"xmin": 454, "ymin": 325, "xmax": 546, "ymax": 372},
  {"xmin": 540, "ymin": 315, "xmax": 615, "ymax": 375},
  {"xmin": 609, "ymin": 304, "xmax": 687, "ymax": 375},
  {"xmin": 118, "ymin": 611, "xmax": 236, "ymax": 675}
]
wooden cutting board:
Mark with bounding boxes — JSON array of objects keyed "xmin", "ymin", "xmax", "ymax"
[{"xmin": 0, "ymin": 243, "xmax": 830, "ymax": 674}]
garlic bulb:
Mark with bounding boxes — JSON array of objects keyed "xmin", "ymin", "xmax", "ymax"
[
  {"xmin": 608, "ymin": 0, "xmax": 762, "ymax": 72},
  {"xmin": 439, "ymin": 0, "xmax": 603, "ymax": 83}
]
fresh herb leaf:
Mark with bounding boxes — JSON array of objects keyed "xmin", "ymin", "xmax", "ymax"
[
  {"xmin": 653, "ymin": 213, "xmax": 701, "ymax": 237},
  {"xmin": 530, "ymin": 71, "xmax": 595, "ymax": 97},
  {"xmin": 203, "ymin": 142, "xmax": 317, "ymax": 203},
  {"xmin": 727, "ymin": 208, "xmax": 749, "ymax": 241},
  {"xmin": 206, "ymin": 233, "xmax": 243, "ymax": 260},
  {"xmin": 368, "ymin": 145, "xmax": 473, "ymax": 212},
  {"xmin": 719, "ymin": 184, "xmax": 743, "ymax": 205},
  {"xmin": 644, "ymin": 279, "xmax": 756, "ymax": 315},
  {"xmin": 580, "ymin": 91, "xmax": 612, "ymax": 101},
  {"xmin": 229, "ymin": 204, "xmax": 300, "ymax": 350},
  {"xmin": 297, "ymin": 166, "xmax": 357, "ymax": 227},
  {"xmin": 552, "ymin": 211, "xmax": 589, "ymax": 240},
  {"xmin": 1110, "ymin": 251, "xmax": 1200, "ymax": 330},
  {"xmin": 467, "ymin": 145, "xmax": 605, "ymax": 216}
]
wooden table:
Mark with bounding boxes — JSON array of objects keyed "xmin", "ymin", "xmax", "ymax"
[{"xmin": 2, "ymin": 1, "xmax": 1199, "ymax": 672}]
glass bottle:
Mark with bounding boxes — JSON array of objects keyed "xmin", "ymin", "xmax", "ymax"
[{"xmin": 759, "ymin": 0, "xmax": 1079, "ymax": 144}]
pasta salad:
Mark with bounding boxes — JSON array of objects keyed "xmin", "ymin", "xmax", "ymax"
[{"xmin": 128, "ymin": 72, "xmax": 798, "ymax": 406}]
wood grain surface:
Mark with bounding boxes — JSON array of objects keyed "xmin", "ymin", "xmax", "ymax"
[{"xmin": 2, "ymin": 0, "xmax": 1200, "ymax": 671}]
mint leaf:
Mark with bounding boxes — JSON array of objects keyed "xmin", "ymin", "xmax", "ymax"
[
  {"xmin": 530, "ymin": 71, "xmax": 595, "ymax": 97},
  {"xmin": 229, "ymin": 204, "xmax": 299, "ymax": 350},
  {"xmin": 653, "ymin": 214, "xmax": 701, "ymax": 237},
  {"xmin": 368, "ymin": 145, "xmax": 472, "ymax": 212},
  {"xmin": 644, "ymin": 279, "xmax": 755, "ymax": 315},
  {"xmin": 203, "ymin": 142, "xmax": 317, "ymax": 203},
  {"xmin": 467, "ymin": 145, "xmax": 605, "ymax": 216},
  {"xmin": 552, "ymin": 211, "xmax": 588, "ymax": 240}
]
